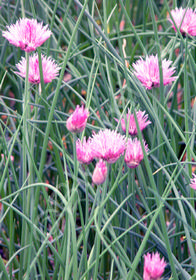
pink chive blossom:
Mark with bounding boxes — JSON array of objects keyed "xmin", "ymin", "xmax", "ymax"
[
  {"xmin": 120, "ymin": 110, "xmax": 151, "ymax": 135},
  {"xmin": 91, "ymin": 129, "xmax": 126, "ymax": 164},
  {"xmin": 132, "ymin": 55, "xmax": 177, "ymax": 90},
  {"xmin": 92, "ymin": 159, "xmax": 108, "ymax": 185},
  {"xmin": 15, "ymin": 53, "xmax": 60, "ymax": 84},
  {"xmin": 124, "ymin": 138, "xmax": 148, "ymax": 168},
  {"xmin": 168, "ymin": 7, "xmax": 196, "ymax": 37},
  {"xmin": 76, "ymin": 137, "xmax": 94, "ymax": 164},
  {"xmin": 143, "ymin": 252, "xmax": 167, "ymax": 280},
  {"xmin": 2, "ymin": 18, "xmax": 52, "ymax": 52},
  {"xmin": 190, "ymin": 173, "xmax": 196, "ymax": 190},
  {"xmin": 66, "ymin": 105, "xmax": 89, "ymax": 133}
]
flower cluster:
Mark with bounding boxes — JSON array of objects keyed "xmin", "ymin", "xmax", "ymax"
[
  {"xmin": 76, "ymin": 137, "xmax": 94, "ymax": 165},
  {"xmin": 67, "ymin": 106, "xmax": 144, "ymax": 185},
  {"xmin": 75, "ymin": 121, "xmax": 149, "ymax": 184},
  {"xmin": 132, "ymin": 54, "xmax": 176, "ymax": 90},
  {"xmin": 16, "ymin": 53, "xmax": 60, "ymax": 84},
  {"xmin": 90, "ymin": 129, "xmax": 126, "ymax": 164},
  {"xmin": 143, "ymin": 252, "xmax": 167, "ymax": 280},
  {"xmin": 168, "ymin": 7, "xmax": 196, "ymax": 37},
  {"xmin": 2, "ymin": 18, "xmax": 52, "ymax": 52},
  {"xmin": 76, "ymin": 129, "xmax": 126, "ymax": 185},
  {"xmin": 2, "ymin": 18, "xmax": 60, "ymax": 84},
  {"xmin": 125, "ymin": 138, "xmax": 148, "ymax": 168},
  {"xmin": 66, "ymin": 105, "xmax": 89, "ymax": 133},
  {"xmin": 119, "ymin": 109, "xmax": 151, "ymax": 135}
]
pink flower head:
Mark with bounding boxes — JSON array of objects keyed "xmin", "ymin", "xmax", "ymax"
[
  {"xmin": 92, "ymin": 159, "xmax": 107, "ymax": 185},
  {"xmin": 91, "ymin": 129, "xmax": 126, "ymax": 164},
  {"xmin": 168, "ymin": 7, "xmax": 196, "ymax": 37},
  {"xmin": 66, "ymin": 105, "xmax": 89, "ymax": 133},
  {"xmin": 15, "ymin": 53, "xmax": 60, "ymax": 84},
  {"xmin": 76, "ymin": 137, "xmax": 94, "ymax": 164},
  {"xmin": 2, "ymin": 18, "xmax": 52, "ymax": 52},
  {"xmin": 124, "ymin": 138, "xmax": 148, "ymax": 168},
  {"xmin": 120, "ymin": 110, "xmax": 151, "ymax": 135},
  {"xmin": 143, "ymin": 252, "xmax": 167, "ymax": 280},
  {"xmin": 190, "ymin": 173, "xmax": 196, "ymax": 190},
  {"xmin": 132, "ymin": 55, "xmax": 177, "ymax": 90}
]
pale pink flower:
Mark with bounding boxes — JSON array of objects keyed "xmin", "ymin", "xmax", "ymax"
[
  {"xmin": 120, "ymin": 110, "xmax": 151, "ymax": 135},
  {"xmin": 92, "ymin": 160, "xmax": 107, "ymax": 185},
  {"xmin": 76, "ymin": 137, "xmax": 94, "ymax": 164},
  {"xmin": 168, "ymin": 7, "xmax": 196, "ymax": 36},
  {"xmin": 132, "ymin": 55, "xmax": 176, "ymax": 90},
  {"xmin": 143, "ymin": 252, "xmax": 167, "ymax": 280},
  {"xmin": 124, "ymin": 138, "xmax": 148, "ymax": 168},
  {"xmin": 2, "ymin": 18, "xmax": 52, "ymax": 52},
  {"xmin": 91, "ymin": 129, "xmax": 126, "ymax": 163},
  {"xmin": 190, "ymin": 173, "xmax": 196, "ymax": 190},
  {"xmin": 15, "ymin": 53, "xmax": 60, "ymax": 84},
  {"xmin": 66, "ymin": 105, "xmax": 89, "ymax": 133}
]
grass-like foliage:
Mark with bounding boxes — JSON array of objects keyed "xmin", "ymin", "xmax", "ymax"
[{"xmin": 0, "ymin": 0, "xmax": 196, "ymax": 279}]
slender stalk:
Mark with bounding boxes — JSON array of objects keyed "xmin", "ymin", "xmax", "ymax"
[
  {"xmin": 184, "ymin": 37, "xmax": 191, "ymax": 176},
  {"xmin": 73, "ymin": 134, "xmax": 79, "ymax": 189},
  {"xmin": 22, "ymin": 52, "xmax": 30, "ymax": 189},
  {"xmin": 184, "ymin": 37, "xmax": 195, "ymax": 256},
  {"xmin": 20, "ymin": 52, "xmax": 30, "ymax": 279},
  {"xmin": 25, "ymin": 86, "xmax": 40, "ymax": 280},
  {"xmin": 84, "ymin": 166, "xmax": 89, "ymax": 277}
]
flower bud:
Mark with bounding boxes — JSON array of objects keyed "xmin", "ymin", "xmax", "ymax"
[{"xmin": 92, "ymin": 160, "xmax": 107, "ymax": 185}]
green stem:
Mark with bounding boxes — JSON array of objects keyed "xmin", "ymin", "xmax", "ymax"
[
  {"xmin": 184, "ymin": 37, "xmax": 195, "ymax": 250},
  {"xmin": 20, "ymin": 51, "xmax": 30, "ymax": 279},
  {"xmin": 73, "ymin": 134, "xmax": 79, "ymax": 189},
  {"xmin": 25, "ymin": 86, "xmax": 40, "ymax": 280},
  {"xmin": 184, "ymin": 38, "xmax": 191, "ymax": 175},
  {"xmin": 22, "ymin": 52, "xmax": 30, "ymax": 187},
  {"xmin": 93, "ymin": 180, "xmax": 108, "ymax": 280}
]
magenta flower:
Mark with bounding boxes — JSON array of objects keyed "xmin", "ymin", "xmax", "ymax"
[
  {"xmin": 92, "ymin": 160, "xmax": 107, "ymax": 185},
  {"xmin": 124, "ymin": 138, "xmax": 148, "ymax": 168},
  {"xmin": 190, "ymin": 173, "xmax": 196, "ymax": 190},
  {"xmin": 15, "ymin": 53, "xmax": 60, "ymax": 84},
  {"xmin": 120, "ymin": 110, "xmax": 151, "ymax": 135},
  {"xmin": 168, "ymin": 7, "xmax": 196, "ymax": 37},
  {"xmin": 143, "ymin": 252, "xmax": 167, "ymax": 280},
  {"xmin": 66, "ymin": 105, "xmax": 89, "ymax": 133},
  {"xmin": 2, "ymin": 18, "xmax": 52, "ymax": 52},
  {"xmin": 91, "ymin": 129, "xmax": 126, "ymax": 164},
  {"xmin": 132, "ymin": 55, "xmax": 177, "ymax": 90},
  {"xmin": 76, "ymin": 137, "xmax": 94, "ymax": 164}
]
